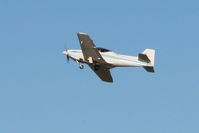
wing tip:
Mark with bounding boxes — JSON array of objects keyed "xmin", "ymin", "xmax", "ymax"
[
  {"xmin": 102, "ymin": 77, "xmax": 113, "ymax": 83},
  {"xmin": 77, "ymin": 32, "xmax": 88, "ymax": 35}
]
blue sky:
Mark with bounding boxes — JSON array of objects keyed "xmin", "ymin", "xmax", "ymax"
[{"xmin": 0, "ymin": 0, "xmax": 199, "ymax": 133}]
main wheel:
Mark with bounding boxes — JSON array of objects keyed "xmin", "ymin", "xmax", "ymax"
[{"xmin": 94, "ymin": 65, "xmax": 100, "ymax": 71}]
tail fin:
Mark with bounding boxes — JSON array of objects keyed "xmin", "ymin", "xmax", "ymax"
[{"xmin": 138, "ymin": 49, "xmax": 155, "ymax": 73}]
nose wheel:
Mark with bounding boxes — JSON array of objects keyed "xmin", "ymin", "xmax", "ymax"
[
  {"xmin": 79, "ymin": 64, "xmax": 84, "ymax": 69},
  {"xmin": 76, "ymin": 60, "xmax": 84, "ymax": 69}
]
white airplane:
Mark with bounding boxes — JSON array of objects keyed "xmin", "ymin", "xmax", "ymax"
[{"xmin": 63, "ymin": 32, "xmax": 155, "ymax": 83}]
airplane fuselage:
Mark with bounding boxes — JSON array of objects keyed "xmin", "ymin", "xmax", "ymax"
[{"xmin": 64, "ymin": 49, "xmax": 149, "ymax": 68}]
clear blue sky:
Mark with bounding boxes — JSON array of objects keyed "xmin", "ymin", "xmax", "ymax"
[{"xmin": 0, "ymin": 0, "xmax": 199, "ymax": 133}]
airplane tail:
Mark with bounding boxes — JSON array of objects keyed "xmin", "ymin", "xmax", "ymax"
[{"xmin": 138, "ymin": 49, "xmax": 155, "ymax": 73}]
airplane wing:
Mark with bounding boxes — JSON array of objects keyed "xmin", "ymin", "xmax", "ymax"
[
  {"xmin": 88, "ymin": 64, "xmax": 113, "ymax": 82},
  {"xmin": 77, "ymin": 32, "xmax": 106, "ymax": 63},
  {"xmin": 77, "ymin": 32, "xmax": 113, "ymax": 82}
]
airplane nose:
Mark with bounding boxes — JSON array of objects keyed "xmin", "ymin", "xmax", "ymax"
[{"xmin": 62, "ymin": 50, "xmax": 68, "ymax": 55}]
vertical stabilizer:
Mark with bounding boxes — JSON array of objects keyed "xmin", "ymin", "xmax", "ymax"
[
  {"xmin": 142, "ymin": 49, "xmax": 155, "ymax": 66},
  {"xmin": 139, "ymin": 49, "xmax": 155, "ymax": 72}
]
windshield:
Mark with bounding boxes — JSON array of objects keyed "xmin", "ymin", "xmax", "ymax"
[{"xmin": 97, "ymin": 47, "xmax": 111, "ymax": 52}]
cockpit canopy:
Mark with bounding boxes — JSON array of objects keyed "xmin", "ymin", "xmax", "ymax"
[{"xmin": 97, "ymin": 47, "xmax": 111, "ymax": 52}]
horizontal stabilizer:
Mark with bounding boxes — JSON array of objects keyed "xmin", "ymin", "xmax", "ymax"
[
  {"xmin": 138, "ymin": 53, "xmax": 151, "ymax": 63},
  {"xmin": 143, "ymin": 66, "xmax": 155, "ymax": 73}
]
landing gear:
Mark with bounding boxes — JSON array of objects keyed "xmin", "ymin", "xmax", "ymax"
[
  {"xmin": 94, "ymin": 64, "xmax": 100, "ymax": 71},
  {"xmin": 76, "ymin": 60, "xmax": 84, "ymax": 69},
  {"xmin": 79, "ymin": 64, "xmax": 84, "ymax": 69}
]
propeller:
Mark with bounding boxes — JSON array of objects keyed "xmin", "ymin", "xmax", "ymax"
[
  {"xmin": 64, "ymin": 42, "xmax": 71, "ymax": 63},
  {"xmin": 66, "ymin": 53, "xmax": 70, "ymax": 63}
]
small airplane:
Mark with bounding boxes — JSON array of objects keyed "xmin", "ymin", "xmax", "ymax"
[{"xmin": 63, "ymin": 32, "xmax": 155, "ymax": 83}]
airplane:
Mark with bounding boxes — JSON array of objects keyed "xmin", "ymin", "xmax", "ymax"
[{"xmin": 63, "ymin": 32, "xmax": 155, "ymax": 83}]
